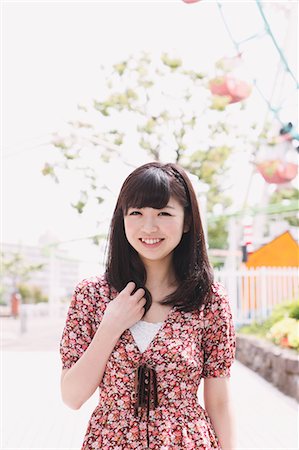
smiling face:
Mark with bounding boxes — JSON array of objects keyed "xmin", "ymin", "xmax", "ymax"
[{"xmin": 124, "ymin": 196, "xmax": 188, "ymax": 265}]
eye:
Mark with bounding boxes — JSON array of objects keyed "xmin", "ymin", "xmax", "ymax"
[
  {"xmin": 128, "ymin": 210, "xmax": 141, "ymax": 216},
  {"xmin": 158, "ymin": 211, "xmax": 171, "ymax": 216}
]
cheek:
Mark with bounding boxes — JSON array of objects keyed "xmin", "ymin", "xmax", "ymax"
[
  {"xmin": 123, "ymin": 219, "xmax": 136, "ymax": 240},
  {"xmin": 166, "ymin": 218, "xmax": 185, "ymax": 235}
]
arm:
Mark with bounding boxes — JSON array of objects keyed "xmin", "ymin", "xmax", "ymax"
[
  {"xmin": 60, "ymin": 280, "xmax": 146, "ymax": 410},
  {"xmin": 61, "ymin": 319, "xmax": 122, "ymax": 410},
  {"xmin": 204, "ymin": 377, "xmax": 236, "ymax": 450},
  {"xmin": 201, "ymin": 283, "xmax": 237, "ymax": 449}
]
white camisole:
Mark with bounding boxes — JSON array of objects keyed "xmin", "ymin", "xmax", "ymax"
[{"xmin": 129, "ymin": 320, "xmax": 163, "ymax": 353}]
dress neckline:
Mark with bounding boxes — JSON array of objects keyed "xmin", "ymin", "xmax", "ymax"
[
  {"xmin": 140, "ymin": 320, "xmax": 164, "ymax": 325},
  {"xmin": 127, "ymin": 306, "xmax": 178, "ymax": 356}
]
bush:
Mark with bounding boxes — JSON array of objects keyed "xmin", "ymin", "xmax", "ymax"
[
  {"xmin": 289, "ymin": 302, "xmax": 299, "ymax": 320},
  {"xmin": 238, "ymin": 299, "xmax": 299, "ymax": 351},
  {"xmin": 260, "ymin": 300, "xmax": 299, "ymax": 330},
  {"xmin": 266, "ymin": 318, "xmax": 299, "ymax": 350}
]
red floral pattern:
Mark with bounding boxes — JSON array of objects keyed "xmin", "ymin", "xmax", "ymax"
[{"xmin": 60, "ymin": 275, "xmax": 236, "ymax": 449}]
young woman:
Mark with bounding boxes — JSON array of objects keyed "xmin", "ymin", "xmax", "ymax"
[{"xmin": 60, "ymin": 162, "xmax": 236, "ymax": 450}]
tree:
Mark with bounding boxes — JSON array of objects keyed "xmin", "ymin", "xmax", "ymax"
[
  {"xmin": 43, "ymin": 52, "xmax": 256, "ymax": 249},
  {"xmin": 1, "ymin": 252, "xmax": 44, "ymax": 300},
  {"xmin": 268, "ymin": 187, "xmax": 299, "ymax": 227},
  {"xmin": 18, "ymin": 284, "xmax": 48, "ymax": 304}
]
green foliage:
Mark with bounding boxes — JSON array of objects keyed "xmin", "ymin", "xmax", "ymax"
[
  {"xmin": 211, "ymin": 95, "xmax": 231, "ymax": 111},
  {"xmin": 71, "ymin": 190, "xmax": 88, "ymax": 214},
  {"xmin": 0, "ymin": 284, "xmax": 6, "ymax": 305},
  {"xmin": 207, "ymin": 187, "xmax": 232, "ymax": 214},
  {"xmin": 42, "ymin": 163, "xmax": 59, "ymax": 182},
  {"xmin": 266, "ymin": 318, "xmax": 299, "ymax": 350},
  {"xmin": 113, "ymin": 61, "xmax": 127, "ymax": 76},
  {"xmin": 238, "ymin": 321, "xmax": 270, "ymax": 338},
  {"xmin": 183, "ymin": 145, "xmax": 232, "ymax": 248},
  {"xmin": 18, "ymin": 284, "xmax": 32, "ymax": 304},
  {"xmin": 289, "ymin": 302, "xmax": 299, "ymax": 320},
  {"xmin": 182, "ymin": 69, "xmax": 205, "ymax": 80},
  {"xmin": 161, "ymin": 53, "xmax": 182, "ymax": 69},
  {"xmin": 269, "ymin": 187, "xmax": 299, "ymax": 227},
  {"xmin": 187, "ymin": 146, "xmax": 232, "ymax": 183},
  {"xmin": 264, "ymin": 300, "xmax": 299, "ymax": 328},
  {"xmin": 269, "ymin": 187, "xmax": 299, "ymax": 203},
  {"xmin": 18, "ymin": 283, "xmax": 48, "ymax": 304},
  {"xmin": 208, "ymin": 216, "xmax": 229, "ymax": 250},
  {"xmin": 239, "ymin": 300, "xmax": 299, "ymax": 351},
  {"xmin": 94, "ymin": 89, "xmax": 139, "ymax": 117},
  {"xmin": 1, "ymin": 252, "xmax": 44, "ymax": 288},
  {"xmin": 209, "ymin": 258, "xmax": 224, "ymax": 269}
]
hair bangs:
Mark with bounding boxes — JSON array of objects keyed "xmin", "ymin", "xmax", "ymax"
[{"xmin": 122, "ymin": 169, "xmax": 171, "ymax": 213}]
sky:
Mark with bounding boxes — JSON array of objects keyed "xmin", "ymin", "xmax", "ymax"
[{"xmin": 2, "ymin": 1, "xmax": 298, "ymax": 276}]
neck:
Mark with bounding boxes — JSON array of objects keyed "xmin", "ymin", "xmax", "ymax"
[{"xmin": 142, "ymin": 257, "xmax": 177, "ymax": 291}]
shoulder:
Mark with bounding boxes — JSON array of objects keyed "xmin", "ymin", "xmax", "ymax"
[
  {"xmin": 211, "ymin": 281, "xmax": 228, "ymax": 301},
  {"xmin": 72, "ymin": 274, "xmax": 118, "ymax": 310},
  {"xmin": 74, "ymin": 273, "xmax": 115, "ymax": 293},
  {"xmin": 201, "ymin": 282, "xmax": 230, "ymax": 316}
]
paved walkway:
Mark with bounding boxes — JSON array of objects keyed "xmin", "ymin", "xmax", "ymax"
[{"xmin": 1, "ymin": 315, "xmax": 298, "ymax": 449}]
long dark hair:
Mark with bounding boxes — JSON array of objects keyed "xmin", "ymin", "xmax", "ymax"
[{"xmin": 105, "ymin": 162, "xmax": 213, "ymax": 313}]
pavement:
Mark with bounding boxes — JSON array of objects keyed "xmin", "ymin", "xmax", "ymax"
[{"xmin": 1, "ymin": 315, "xmax": 298, "ymax": 450}]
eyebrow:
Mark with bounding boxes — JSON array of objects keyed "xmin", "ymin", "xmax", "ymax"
[{"xmin": 128, "ymin": 205, "xmax": 176, "ymax": 210}]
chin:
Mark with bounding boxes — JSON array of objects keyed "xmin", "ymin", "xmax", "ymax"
[{"xmin": 139, "ymin": 251, "xmax": 173, "ymax": 262}]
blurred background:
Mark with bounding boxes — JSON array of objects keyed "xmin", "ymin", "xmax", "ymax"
[{"xmin": 2, "ymin": 1, "xmax": 298, "ymax": 449}]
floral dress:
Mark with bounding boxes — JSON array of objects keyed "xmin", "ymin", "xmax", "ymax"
[{"xmin": 60, "ymin": 275, "xmax": 236, "ymax": 450}]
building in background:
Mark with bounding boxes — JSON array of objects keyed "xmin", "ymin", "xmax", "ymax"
[
  {"xmin": 246, "ymin": 231, "xmax": 299, "ymax": 268},
  {"xmin": 2, "ymin": 241, "xmax": 80, "ymax": 313}
]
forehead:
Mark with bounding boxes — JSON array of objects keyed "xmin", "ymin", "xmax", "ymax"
[{"xmin": 128, "ymin": 196, "xmax": 183, "ymax": 210}]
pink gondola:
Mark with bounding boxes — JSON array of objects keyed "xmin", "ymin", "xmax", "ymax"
[
  {"xmin": 209, "ymin": 75, "xmax": 252, "ymax": 103},
  {"xmin": 256, "ymin": 160, "xmax": 298, "ymax": 184},
  {"xmin": 182, "ymin": 0, "xmax": 201, "ymax": 3}
]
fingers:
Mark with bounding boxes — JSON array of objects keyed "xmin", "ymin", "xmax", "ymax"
[
  {"xmin": 123, "ymin": 281, "xmax": 136, "ymax": 295},
  {"xmin": 139, "ymin": 297, "xmax": 147, "ymax": 309},
  {"xmin": 133, "ymin": 289, "xmax": 145, "ymax": 302},
  {"xmin": 123, "ymin": 282, "xmax": 145, "ymax": 299}
]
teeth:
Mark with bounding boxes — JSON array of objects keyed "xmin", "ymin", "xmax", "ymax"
[{"xmin": 141, "ymin": 238, "xmax": 162, "ymax": 245}]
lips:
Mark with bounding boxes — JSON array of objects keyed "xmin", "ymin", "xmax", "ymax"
[
  {"xmin": 139, "ymin": 238, "xmax": 164, "ymax": 247},
  {"xmin": 140, "ymin": 238, "xmax": 163, "ymax": 244}
]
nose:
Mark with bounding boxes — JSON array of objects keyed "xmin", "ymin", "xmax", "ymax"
[{"xmin": 141, "ymin": 217, "xmax": 159, "ymax": 234}]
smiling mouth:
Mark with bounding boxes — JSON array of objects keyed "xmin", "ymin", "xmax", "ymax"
[{"xmin": 139, "ymin": 238, "xmax": 164, "ymax": 245}]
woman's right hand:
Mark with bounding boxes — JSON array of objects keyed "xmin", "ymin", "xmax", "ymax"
[{"xmin": 102, "ymin": 282, "xmax": 146, "ymax": 334}]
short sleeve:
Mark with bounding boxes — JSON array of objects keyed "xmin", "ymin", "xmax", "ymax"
[
  {"xmin": 201, "ymin": 282, "xmax": 236, "ymax": 378},
  {"xmin": 59, "ymin": 277, "xmax": 107, "ymax": 370}
]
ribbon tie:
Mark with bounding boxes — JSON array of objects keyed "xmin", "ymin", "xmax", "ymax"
[{"xmin": 133, "ymin": 363, "xmax": 159, "ymax": 418}]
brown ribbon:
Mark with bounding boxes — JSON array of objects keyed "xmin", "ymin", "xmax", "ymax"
[
  {"xmin": 133, "ymin": 363, "xmax": 159, "ymax": 448},
  {"xmin": 134, "ymin": 363, "xmax": 159, "ymax": 417}
]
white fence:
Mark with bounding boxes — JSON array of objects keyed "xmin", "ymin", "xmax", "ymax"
[{"xmin": 214, "ymin": 267, "xmax": 299, "ymax": 326}]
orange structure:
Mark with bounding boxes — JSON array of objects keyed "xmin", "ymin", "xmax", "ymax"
[
  {"xmin": 246, "ymin": 231, "xmax": 299, "ymax": 268},
  {"xmin": 240, "ymin": 232, "xmax": 299, "ymax": 318}
]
